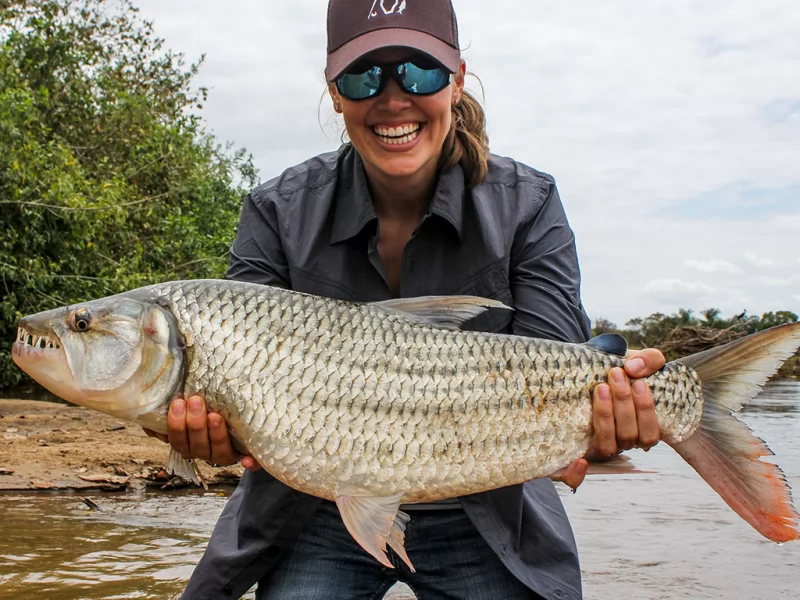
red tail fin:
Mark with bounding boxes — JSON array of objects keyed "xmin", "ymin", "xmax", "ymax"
[{"xmin": 672, "ymin": 322, "xmax": 800, "ymax": 542}]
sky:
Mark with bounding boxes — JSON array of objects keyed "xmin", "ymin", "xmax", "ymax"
[{"xmin": 133, "ymin": 0, "xmax": 800, "ymax": 326}]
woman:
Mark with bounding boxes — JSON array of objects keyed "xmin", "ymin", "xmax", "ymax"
[{"xmin": 156, "ymin": 1, "xmax": 665, "ymax": 598}]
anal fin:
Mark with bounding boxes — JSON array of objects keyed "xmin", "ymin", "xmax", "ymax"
[{"xmin": 335, "ymin": 492, "xmax": 415, "ymax": 572}]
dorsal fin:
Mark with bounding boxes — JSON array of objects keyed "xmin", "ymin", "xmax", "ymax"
[
  {"xmin": 374, "ymin": 295, "xmax": 512, "ymax": 330},
  {"xmin": 585, "ymin": 333, "xmax": 628, "ymax": 357}
]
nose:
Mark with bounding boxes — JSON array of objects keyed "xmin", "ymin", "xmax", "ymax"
[{"xmin": 375, "ymin": 77, "xmax": 412, "ymax": 112}]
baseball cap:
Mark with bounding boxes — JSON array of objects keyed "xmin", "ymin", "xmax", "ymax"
[{"xmin": 325, "ymin": 0, "xmax": 461, "ymax": 81}]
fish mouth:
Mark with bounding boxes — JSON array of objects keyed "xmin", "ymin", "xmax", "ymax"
[
  {"xmin": 14, "ymin": 325, "xmax": 62, "ymax": 352},
  {"xmin": 11, "ymin": 323, "xmax": 72, "ymax": 399},
  {"xmin": 12, "ymin": 324, "xmax": 63, "ymax": 364}
]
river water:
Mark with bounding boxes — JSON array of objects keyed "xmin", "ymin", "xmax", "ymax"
[{"xmin": 0, "ymin": 382, "xmax": 798, "ymax": 599}]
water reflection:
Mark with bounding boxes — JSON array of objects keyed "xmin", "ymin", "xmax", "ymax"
[
  {"xmin": 742, "ymin": 381, "xmax": 800, "ymax": 414},
  {"xmin": 0, "ymin": 490, "xmax": 232, "ymax": 600}
]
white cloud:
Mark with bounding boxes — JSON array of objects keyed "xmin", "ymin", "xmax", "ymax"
[
  {"xmin": 752, "ymin": 275, "xmax": 795, "ymax": 287},
  {"xmin": 645, "ymin": 279, "xmax": 716, "ymax": 295},
  {"xmin": 745, "ymin": 252, "xmax": 777, "ymax": 267},
  {"xmin": 684, "ymin": 259, "xmax": 742, "ymax": 274},
  {"xmin": 131, "ymin": 0, "xmax": 800, "ymax": 325}
]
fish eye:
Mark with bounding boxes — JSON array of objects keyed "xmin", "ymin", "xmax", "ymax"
[{"xmin": 69, "ymin": 308, "xmax": 92, "ymax": 332}]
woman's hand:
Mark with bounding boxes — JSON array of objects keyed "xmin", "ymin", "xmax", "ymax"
[
  {"xmin": 143, "ymin": 395, "xmax": 262, "ymax": 472},
  {"xmin": 556, "ymin": 348, "xmax": 666, "ymax": 491}
]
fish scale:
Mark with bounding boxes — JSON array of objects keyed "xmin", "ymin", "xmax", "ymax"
[{"xmin": 158, "ymin": 280, "xmax": 630, "ymax": 501}]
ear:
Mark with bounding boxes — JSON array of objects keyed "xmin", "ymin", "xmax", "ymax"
[
  {"xmin": 328, "ymin": 82, "xmax": 342, "ymax": 113},
  {"xmin": 452, "ymin": 59, "xmax": 466, "ymax": 104}
]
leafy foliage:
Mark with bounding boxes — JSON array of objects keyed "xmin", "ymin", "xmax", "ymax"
[
  {"xmin": 1, "ymin": 0, "xmax": 257, "ymax": 389},
  {"xmin": 594, "ymin": 309, "xmax": 800, "ymax": 378}
]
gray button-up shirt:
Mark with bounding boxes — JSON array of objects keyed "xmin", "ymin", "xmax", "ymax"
[{"xmin": 180, "ymin": 145, "xmax": 592, "ymax": 600}]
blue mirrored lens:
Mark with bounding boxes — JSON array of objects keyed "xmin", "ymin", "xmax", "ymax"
[
  {"xmin": 336, "ymin": 62, "xmax": 450, "ymax": 100},
  {"xmin": 337, "ymin": 66, "xmax": 384, "ymax": 100},
  {"xmin": 397, "ymin": 63, "xmax": 450, "ymax": 95}
]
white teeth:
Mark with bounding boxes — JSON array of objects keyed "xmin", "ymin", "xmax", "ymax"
[
  {"xmin": 375, "ymin": 127, "xmax": 420, "ymax": 145},
  {"xmin": 373, "ymin": 124, "xmax": 420, "ymax": 139},
  {"xmin": 15, "ymin": 326, "xmax": 59, "ymax": 350}
]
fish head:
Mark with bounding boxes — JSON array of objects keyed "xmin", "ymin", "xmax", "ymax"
[{"xmin": 11, "ymin": 294, "xmax": 184, "ymax": 421}]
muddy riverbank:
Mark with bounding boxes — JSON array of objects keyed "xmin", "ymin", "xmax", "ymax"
[{"xmin": 0, "ymin": 399, "xmax": 243, "ymax": 492}]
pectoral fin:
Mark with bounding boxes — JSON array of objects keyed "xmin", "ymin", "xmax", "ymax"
[
  {"xmin": 167, "ymin": 448, "xmax": 207, "ymax": 490},
  {"xmin": 335, "ymin": 492, "xmax": 415, "ymax": 572}
]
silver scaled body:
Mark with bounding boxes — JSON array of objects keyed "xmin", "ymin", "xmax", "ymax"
[{"xmin": 157, "ymin": 280, "xmax": 703, "ymax": 503}]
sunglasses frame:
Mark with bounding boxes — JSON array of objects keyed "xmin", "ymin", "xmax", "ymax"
[{"xmin": 335, "ymin": 60, "xmax": 452, "ymax": 101}]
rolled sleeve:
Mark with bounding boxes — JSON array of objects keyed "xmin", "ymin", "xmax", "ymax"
[{"xmin": 509, "ymin": 182, "xmax": 591, "ymax": 344}]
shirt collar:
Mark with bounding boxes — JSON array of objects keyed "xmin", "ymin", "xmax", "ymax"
[{"xmin": 329, "ymin": 146, "xmax": 465, "ymax": 245}]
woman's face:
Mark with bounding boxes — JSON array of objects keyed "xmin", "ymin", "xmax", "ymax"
[{"xmin": 329, "ymin": 49, "xmax": 466, "ymax": 183}]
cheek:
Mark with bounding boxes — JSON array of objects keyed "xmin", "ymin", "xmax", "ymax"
[{"xmin": 341, "ymin": 104, "xmax": 371, "ymax": 134}]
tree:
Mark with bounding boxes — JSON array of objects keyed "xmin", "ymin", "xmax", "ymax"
[
  {"xmin": 759, "ymin": 311, "xmax": 799, "ymax": 330},
  {"xmin": 592, "ymin": 318, "xmax": 618, "ymax": 336},
  {"xmin": 0, "ymin": 0, "xmax": 257, "ymax": 390}
]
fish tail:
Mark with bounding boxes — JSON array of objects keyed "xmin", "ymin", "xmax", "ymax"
[{"xmin": 670, "ymin": 322, "xmax": 800, "ymax": 543}]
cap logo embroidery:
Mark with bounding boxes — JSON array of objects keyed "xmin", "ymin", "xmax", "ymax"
[{"xmin": 368, "ymin": 0, "xmax": 406, "ymax": 19}]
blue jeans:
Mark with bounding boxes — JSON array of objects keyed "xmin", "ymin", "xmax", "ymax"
[{"xmin": 255, "ymin": 501, "xmax": 543, "ymax": 600}]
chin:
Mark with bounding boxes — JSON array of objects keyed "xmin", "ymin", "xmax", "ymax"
[{"xmin": 378, "ymin": 156, "xmax": 431, "ymax": 179}]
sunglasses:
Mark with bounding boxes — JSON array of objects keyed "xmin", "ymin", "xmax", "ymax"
[{"xmin": 336, "ymin": 59, "xmax": 451, "ymax": 101}]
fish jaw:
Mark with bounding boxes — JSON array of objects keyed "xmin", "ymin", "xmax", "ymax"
[
  {"xmin": 11, "ymin": 295, "xmax": 185, "ymax": 424},
  {"xmin": 12, "ymin": 319, "xmax": 78, "ymax": 402}
]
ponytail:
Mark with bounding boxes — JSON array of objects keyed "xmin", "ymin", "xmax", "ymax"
[{"xmin": 439, "ymin": 87, "xmax": 490, "ymax": 187}]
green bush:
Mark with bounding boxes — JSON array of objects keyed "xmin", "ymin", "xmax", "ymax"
[{"xmin": 0, "ymin": 0, "xmax": 257, "ymax": 390}]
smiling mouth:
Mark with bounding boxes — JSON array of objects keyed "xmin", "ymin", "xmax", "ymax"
[{"xmin": 373, "ymin": 123, "xmax": 421, "ymax": 145}]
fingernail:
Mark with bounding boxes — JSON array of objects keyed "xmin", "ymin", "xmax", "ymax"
[
  {"xmin": 632, "ymin": 380, "xmax": 647, "ymax": 395},
  {"xmin": 188, "ymin": 397, "xmax": 202, "ymax": 415},
  {"xmin": 172, "ymin": 400, "xmax": 185, "ymax": 417},
  {"xmin": 597, "ymin": 385, "xmax": 611, "ymax": 402},
  {"xmin": 611, "ymin": 369, "xmax": 626, "ymax": 385},
  {"xmin": 209, "ymin": 414, "xmax": 221, "ymax": 429},
  {"xmin": 627, "ymin": 358, "xmax": 645, "ymax": 374}
]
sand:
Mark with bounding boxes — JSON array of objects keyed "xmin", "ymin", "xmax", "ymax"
[{"xmin": 0, "ymin": 399, "xmax": 243, "ymax": 491}]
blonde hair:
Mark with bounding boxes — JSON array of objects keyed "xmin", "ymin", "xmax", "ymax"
[{"xmin": 438, "ymin": 87, "xmax": 490, "ymax": 187}]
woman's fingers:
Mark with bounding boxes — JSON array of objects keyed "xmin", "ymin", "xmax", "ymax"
[
  {"xmin": 632, "ymin": 380, "xmax": 660, "ymax": 450},
  {"xmin": 557, "ymin": 459, "xmax": 589, "ymax": 491},
  {"xmin": 167, "ymin": 398, "xmax": 191, "ymax": 458},
  {"xmin": 208, "ymin": 412, "xmax": 242, "ymax": 466},
  {"xmin": 185, "ymin": 396, "xmax": 211, "ymax": 461},
  {"xmin": 608, "ymin": 367, "xmax": 638, "ymax": 451},
  {"xmin": 592, "ymin": 384, "xmax": 618, "ymax": 456},
  {"xmin": 624, "ymin": 348, "xmax": 666, "ymax": 378}
]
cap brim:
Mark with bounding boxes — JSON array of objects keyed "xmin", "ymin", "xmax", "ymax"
[{"xmin": 326, "ymin": 29, "xmax": 460, "ymax": 81}]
